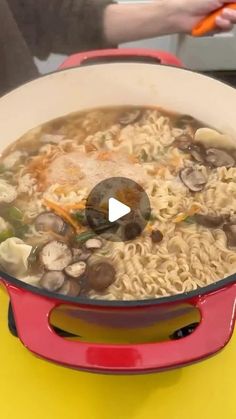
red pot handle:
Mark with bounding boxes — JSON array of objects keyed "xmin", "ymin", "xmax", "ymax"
[
  {"xmin": 3, "ymin": 281, "xmax": 236, "ymax": 373},
  {"xmin": 59, "ymin": 48, "xmax": 183, "ymax": 69}
]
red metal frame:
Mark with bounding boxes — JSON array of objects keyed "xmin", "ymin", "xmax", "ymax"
[
  {"xmin": 5, "ymin": 281, "xmax": 236, "ymax": 373},
  {"xmin": 1, "ymin": 48, "xmax": 236, "ymax": 373},
  {"xmin": 59, "ymin": 48, "xmax": 183, "ymax": 69}
]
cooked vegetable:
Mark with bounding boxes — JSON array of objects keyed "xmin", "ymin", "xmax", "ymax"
[
  {"xmin": 151, "ymin": 230, "xmax": 164, "ymax": 244},
  {"xmin": 0, "ymin": 179, "xmax": 17, "ymax": 203},
  {"xmin": 40, "ymin": 271, "xmax": 66, "ymax": 292},
  {"xmin": 189, "ymin": 144, "xmax": 205, "ymax": 163},
  {"xmin": 180, "ymin": 168, "xmax": 207, "ymax": 192},
  {"xmin": 174, "ymin": 134, "xmax": 192, "ymax": 151},
  {"xmin": 205, "ymin": 148, "xmax": 235, "ymax": 168},
  {"xmin": 223, "ymin": 224, "xmax": 236, "ymax": 248},
  {"xmin": 14, "ymin": 224, "xmax": 29, "ymax": 239},
  {"xmin": 119, "ymin": 109, "xmax": 141, "ymax": 125},
  {"xmin": 73, "ymin": 210, "xmax": 86, "ymax": 224},
  {"xmin": 194, "ymin": 214, "xmax": 224, "ymax": 228},
  {"xmin": 40, "ymin": 241, "xmax": 72, "ymax": 271},
  {"xmin": 87, "ymin": 262, "xmax": 116, "ymax": 291},
  {"xmin": 0, "ymin": 229, "xmax": 14, "ymax": 243},
  {"xmin": 72, "ymin": 248, "xmax": 91, "ymax": 262},
  {"xmin": 85, "ymin": 238, "xmax": 103, "ymax": 250},
  {"xmin": 8, "ymin": 206, "xmax": 23, "ymax": 222},
  {"xmin": 35, "ymin": 212, "xmax": 67, "ymax": 235},
  {"xmin": 44, "ymin": 199, "xmax": 81, "ymax": 232},
  {"xmin": 75, "ymin": 231, "xmax": 97, "ymax": 244},
  {"xmin": 58, "ymin": 280, "xmax": 81, "ymax": 297},
  {"xmin": 65, "ymin": 261, "xmax": 87, "ymax": 279}
]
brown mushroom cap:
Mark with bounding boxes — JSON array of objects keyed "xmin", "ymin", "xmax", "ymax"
[
  {"xmin": 174, "ymin": 134, "xmax": 192, "ymax": 151},
  {"xmin": 151, "ymin": 230, "xmax": 164, "ymax": 244},
  {"xmin": 195, "ymin": 214, "xmax": 224, "ymax": 228},
  {"xmin": 205, "ymin": 148, "xmax": 235, "ymax": 168},
  {"xmin": 223, "ymin": 224, "xmax": 236, "ymax": 248},
  {"xmin": 57, "ymin": 280, "xmax": 81, "ymax": 297},
  {"xmin": 35, "ymin": 212, "xmax": 67, "ymax": 235},
  {"xmin": 40, "ymin": 240, "xmax": 72, "ymax": 271},
  {"xmin": 189, "ymin": 144, "xmax": 206, "ymax": 163},
  {"xmin": 72, "ymin": 248, "xmax": 92, "ymax": 262},
  {"xmin": 119, "ymin": 109, "xmax": 141, "ymax": 125},
  {"xmin": 87, "ymin": 262, "xmax": 116, "ymax": 291},
  {"xmin": 180, "ymin": 167, "xmax": 207, "ymax": 192},
  {"xmin": 64, "ymin": 261, "xmax": 87, "ymax": 279},
  {"xmin": 40, "ymin": 271, "xmax": 66, "ymax": 292}
]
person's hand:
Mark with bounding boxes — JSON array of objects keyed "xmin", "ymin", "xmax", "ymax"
[
  {"xmin": 104, "ymin": 0, "xmax": 236, "ymax": 46},
  {"xmin": 166, "ymin": 0, "xmax": 236, "ymax": 33}
]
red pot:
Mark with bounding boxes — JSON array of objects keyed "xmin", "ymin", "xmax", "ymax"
[{"xmin": 0, "ymin": 48, "xmax": 236, "ymax": 373}]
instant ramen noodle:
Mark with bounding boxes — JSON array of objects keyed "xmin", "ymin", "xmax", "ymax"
[{"xmin": 0, "ymin": 107, "xmax": 235, "ymax": 300}]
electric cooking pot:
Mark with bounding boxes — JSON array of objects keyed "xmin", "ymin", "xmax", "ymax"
[{"xmin": 0, "ymin": 48, "xmax": 236, "ymax": 374}]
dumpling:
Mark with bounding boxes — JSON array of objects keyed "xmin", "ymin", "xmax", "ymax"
[{"xmin": 0, "ymin": 237, "xmax": 32, "ymax": 277}]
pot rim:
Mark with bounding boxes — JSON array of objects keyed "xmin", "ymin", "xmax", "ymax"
[{"xmin": 1, "ymin": 62, "xmax": 236, "ymax": 307}]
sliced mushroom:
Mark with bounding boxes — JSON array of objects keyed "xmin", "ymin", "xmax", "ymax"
[
  {"xmin": 180, "ymin": 168, "xmax": 207, "ymax": 192},
  {"xmin": 194, "ymin": 128, "xmax": 236, "ymax": 150},
  {"xmin": 0, "ymin": 179, "xmax": 17, "ymax": 203},
  {"xmin": 151, "ymin": 230, "xmax": 164, "ymax": 244},
  {"xmin": 57, "ymin": 279, "xmax": 81, "ymax": 297},
  {"xmin": 189, "ymin": 144, "xmax": 206, "ymax": 163},
  {"xmin": 40, "ymin": 241, "xmax": 72, "ymax": 271},
  {"xmin": 195, "ymin": 214, "xmax": 224, "ymax": 228},
  {"xmin": 35, "ymin": 212, "xmax": 67, "ymax": 235},
  {"xmin": 72, "ymin": 248, "xmax": 91, "ymax": 262},
  {"xmin": 223, "ymin": 224, "xmax": 236, "ymax": 248},
  {"xmin": 65, "ymin": 261, "xmax": 87, "ymax": 279},
  {"xmin": 175, "ymin": 115, "xmax": 200, "ymax": 131},
  {"xmin": 119, "ymin": 109, "xmax": 141, "ymax": 125},
  {"xmin": 87, "ymin": 262, "xmax": 116, "ymax": 291},
  {"xmin": 205, "ymin": 148, "xmax": 235, "ymax": 168},
  {"xmin": 40, "ymin": 271, "xmax": 66, "ymax": 292},
  {"xmin": 84, "ymin": 238, "xmax": 103, "ymax": 250},
  {"xmin": 174, "ymin": 134, "xmax": 192, "ymax": 151}
]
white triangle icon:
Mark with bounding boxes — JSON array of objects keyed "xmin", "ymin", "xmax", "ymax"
[{"xmin": 108, "ymin": 198, "xmax": 131, "ymax": 223}]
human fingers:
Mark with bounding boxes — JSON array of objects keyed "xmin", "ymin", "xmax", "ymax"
[{"xmin": 215, "ymin": 15, "xmax": 234, "ymax": 30}]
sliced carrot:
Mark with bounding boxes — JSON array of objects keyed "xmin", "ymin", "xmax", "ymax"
[
  {"xmin": 44, "ymin": 199, "xmax": 81, "ymax": 232},
  {"xmin": 188, "ymin": 204, "xmax": 201, "ymax": 216},
  {"xmin": 173, "ymin": 204, "xmax": 201, "ymax": 223},
  {"xmin": 63, "ymin": 202, "xmax": 86, "ymax": 210}
]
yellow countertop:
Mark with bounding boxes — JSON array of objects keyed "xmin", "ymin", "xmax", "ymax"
[{"xmin": 0, "ymin": 289, "xmax": 235, "ymax": 419}]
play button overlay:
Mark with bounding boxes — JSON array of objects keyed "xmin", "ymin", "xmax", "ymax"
[
  {"xmin": 85, "ymin": 177, "xmax": 151, "ymax": 242},
  {"xmin": 108, "ymin": 198, "xmax": 131, "ymax": 222}
]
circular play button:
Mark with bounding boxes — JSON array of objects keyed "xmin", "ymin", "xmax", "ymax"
[{"xmin": 85, "ymin": 177, "xmax": 151, "ymax": 242}]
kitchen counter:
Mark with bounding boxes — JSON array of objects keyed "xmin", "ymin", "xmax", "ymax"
[{"xmin": 0, "ymin": 288, "xmax": 235, "ymax": 419}]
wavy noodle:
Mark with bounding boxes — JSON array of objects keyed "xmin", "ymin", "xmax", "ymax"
[{"xmin": 2, "ymin": 107, "xmax": 236, "ymax": 300}]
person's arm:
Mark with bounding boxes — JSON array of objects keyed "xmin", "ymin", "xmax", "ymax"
[
  {"xmin": 104, "ymin": 0, "xmax": 236, "ymax": 45},
  {"xmin": 8, "ymin": 0, "xmax": 236, "ymax": 60},
  {"xmin": 104, "ymin": 1, "xmax": 178, "ymax": 45}
]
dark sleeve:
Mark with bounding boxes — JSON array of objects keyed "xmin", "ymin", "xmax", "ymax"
[{"xmin": 8, "ymin": 0, "xmax": 116, "ymax": 59}]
